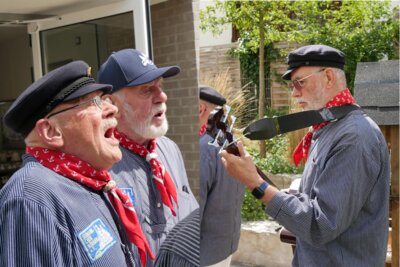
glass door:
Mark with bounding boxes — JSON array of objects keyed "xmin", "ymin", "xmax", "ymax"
[{"xmin": 29, "ymin": 0, "xmax": 151, "ymax": 79}]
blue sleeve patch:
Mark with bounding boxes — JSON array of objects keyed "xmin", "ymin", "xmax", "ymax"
[
  {"xmin": 121, "ymin": 187, "xmax": 136, "ymax": 207},
  {"xmin": 77, "ymin": 218, "xmax": 117, "ymax": 262}
]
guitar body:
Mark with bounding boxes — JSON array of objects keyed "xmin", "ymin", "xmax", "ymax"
[
  {"xmin": 279, "ymin": 227, "xmax": 296, "ymax": 245},
  {"xmin": 278, "ymin": 179, "xmax": 301, "ymax": 252},
  {"xmin": 280, "ymin": 227, "xmax": 296, "ymax": 253}
]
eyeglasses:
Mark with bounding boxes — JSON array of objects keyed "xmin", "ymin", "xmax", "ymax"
[
  {"xmin": 289, "ymin": 68, "xmax": 326, "ymax": 91},
  {"xmin": 46, "ymin": 95, "xmax": 103, "ymax": 119}
]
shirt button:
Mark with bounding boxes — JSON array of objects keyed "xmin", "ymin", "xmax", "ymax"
[{"xmin": 157, "ymin": 203, "xmax": 161, "ymax": 208}]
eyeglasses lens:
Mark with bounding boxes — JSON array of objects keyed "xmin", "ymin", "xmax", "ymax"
[
  {"xmin": 289, "ymin": 80, "xmax": 302, "ymax": 91},
  {"xmin": 93, "ymin": 96, "xmax": 102, "ymax": 109}
]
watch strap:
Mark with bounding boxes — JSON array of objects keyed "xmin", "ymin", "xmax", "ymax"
[{"xmin": 251, "ymin": 181, "xmax": 269, "ymax": 199}]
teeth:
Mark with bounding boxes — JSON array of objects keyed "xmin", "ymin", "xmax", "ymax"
[
  {"xmin": 152, "ymin": 104, "xmax": 166, "ymax": 116},
  {"xmin": 103, "ymin": 118, "xmax": 118, "ymax": 132}
]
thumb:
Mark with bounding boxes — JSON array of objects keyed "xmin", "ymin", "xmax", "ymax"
[{"xmin": 236, "ymin": 141, "xmax": 246, "ymax": 158}]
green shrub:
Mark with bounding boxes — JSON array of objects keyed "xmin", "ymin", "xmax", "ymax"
[
  {"xmin": 241, "ymin": 134, "xmax": 302, "ymax": 221},
  {"xmin": 241, "ymin": 188, "xmax": 268, "ymax": 221},
  {"xmin": 249, "ymin": 135, "xmax": 301, "ymax": 175}
]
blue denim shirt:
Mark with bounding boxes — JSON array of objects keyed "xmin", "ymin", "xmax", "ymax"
[
  {"xmin": 267, "ymin": 110, "xmax": 390, "ymax": 267},
  {"xmin": 200, "ymin": 133, "xmax": 245, "ymax": 266},
  {"xmin": 0, "ymin": 156, "xmax": 139, "ymax": 267},
  {"xmin": 110, "ymin": 136, "xmax": 199, "ymax": 267}
]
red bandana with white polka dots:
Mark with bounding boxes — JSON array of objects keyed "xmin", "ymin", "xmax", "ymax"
[
  {"xmin": 293, "ymin": 88, "xmax": 355, "ymax": 166},
  {"xmin": 26, "ymin": 146, "xmax": 154, "ymax": 266},
  {"xmin": 114, "ymin": 130, "xmax": 178, "ymax": 216}
]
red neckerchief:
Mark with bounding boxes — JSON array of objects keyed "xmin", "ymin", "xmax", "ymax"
[
  {"xmin": 293, "ymin": 88, "xmax": 355, "ymax": 166},
  {"xmin": 26, "ymin": 146, "xmax": 154, "ymax": 266},
  {"xmin": 199, "ymin": 124, "xmax": 207, "ymax": 136},
  {"xmin": 114, "ymin": 130, "xmax": 178, "ymax": 216}
]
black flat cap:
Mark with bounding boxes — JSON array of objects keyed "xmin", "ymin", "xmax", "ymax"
[
  {"xmin": 4, "ymin": 60, "xmax": 112, "ymax": 137},
  {"xmin": 282, "ymin": 44, "xmax": 345, "ymax": 80},
  {"xmin": 199, "ymin": 85, "xmax": 226, "ymax": 106}
]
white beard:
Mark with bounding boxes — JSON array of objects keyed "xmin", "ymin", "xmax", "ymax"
[
  {"xmin": 122, "ymin": 102, "xmax": 168, "ymax": 139},
  {"xmin": 297, "ymin": 84, "xmax": 326, "ymax": 111},
  {"xmin": 134, "ymin": 116, "xmax": 168, "ymax": 139}
]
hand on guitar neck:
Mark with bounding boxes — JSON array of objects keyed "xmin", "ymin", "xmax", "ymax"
[
  {"xmin": 224, "ymin": 141, "xmax": 278, "ymax": 188},
  {"xmin": 206, "ymin": 106, "xmax": 278, "ymax": 190},
  {"xmin": 207, "ymin": 106, "xmax": 298, "ymax": 248}
]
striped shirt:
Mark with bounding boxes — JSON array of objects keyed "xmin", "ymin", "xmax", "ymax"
[
  {"xmin": 0, "ymin": 155, "xmax": 139, "ymax": 267},
  {"xmin": 109, "ymin": 136, "xmax": 199, "ymax": 267},
  {"xmin": 267, "ymin": 110, "xmax": 390, "ymax": 267},
  {"xmin": 199, "ymin": 133, "xmax": 244, "ymax": 266},
  {"xmin": 154, "ymin": 208, "xmax": 200, "ymax": 267}
]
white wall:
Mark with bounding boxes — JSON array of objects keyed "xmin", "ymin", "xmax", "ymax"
[{"xmin": 198, "ymin": 0, "xmax": 232, "ymax": 47}]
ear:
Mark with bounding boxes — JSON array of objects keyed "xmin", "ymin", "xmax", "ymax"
[
  {"xmin": 324, "ymin": 68, "xmax": 336, "ymax": 89},
  {"xmin": 199, "ymin": 102, "xmax": 208, "ymax": 125},
  {"xmin": 199, "ymin": 102, "xmax": 207, "ymax": 115},
  {"xmin": 35, "ymin": 119, "xmax": 64, "ymax": 148}
]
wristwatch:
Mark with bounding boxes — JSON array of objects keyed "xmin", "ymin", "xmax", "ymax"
[{"xmin": 251, "ymin": 181, "xmax": 269, "ymax": 199}]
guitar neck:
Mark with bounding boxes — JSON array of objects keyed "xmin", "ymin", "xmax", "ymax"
[{"xmin": 225, "ymin": 143, "xmax": 278, "ymax": 189}]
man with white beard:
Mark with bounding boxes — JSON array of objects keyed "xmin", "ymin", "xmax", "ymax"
[{"xmin": 98, "ymin": 49, "xmax": 199, "ymax": 267}]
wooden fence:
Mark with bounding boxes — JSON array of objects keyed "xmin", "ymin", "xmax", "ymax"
[{"xmin": 380, "ymin": 125, "xmax": 399, "ymax": 267}]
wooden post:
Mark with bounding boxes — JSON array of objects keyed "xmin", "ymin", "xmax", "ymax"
[{"xmin": 381, "ymin": 125, "xmax": 399, "ymax": 267}]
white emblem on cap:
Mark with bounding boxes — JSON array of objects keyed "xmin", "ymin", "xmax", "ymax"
[{"xmin": 139, "ymin": 54, "xmax": 154, "ymax": 67}]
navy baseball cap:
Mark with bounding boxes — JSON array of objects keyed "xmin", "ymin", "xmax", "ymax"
[
  {"xmin": 97, "ymin": 48, "xmax": 180, "ymax": 92},
  {"xmin": 4, "ymin": 60, "xmax": 112, "ymax": 137},
  {"xmin": 282, "ymin": 44, "xmax": 345, "ymax": 80},
  {"xmin": 199, "ymin": 85, "xmax": 226, "ymax": 106}
]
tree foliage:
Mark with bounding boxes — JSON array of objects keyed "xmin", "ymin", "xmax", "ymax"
[
  {"xmin": 200, "ymin": 0, "xmax": 399, "ymax": 98},
  {"xmin": 200, "ymin": 1, "xmax": 315, "ymax": 51},
  {"xmin": 201, "ymin": 0, "xmax": 316, "ymax": 157},
  {"xmin": 301, "ymin": 1, "xmax": 399, "ymax": 90}
]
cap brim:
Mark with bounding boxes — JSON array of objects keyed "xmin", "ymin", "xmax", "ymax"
[
  {"xmin": 64, "ymin": 83, "xmax": 112, "ymax": 101},
  {"xmin": 126, "ymin": 66, "xmax": 180, "ymax": 87},
  {"xmin": 281, "ymin": 69, "xmax": 293, "ymax": 80}
]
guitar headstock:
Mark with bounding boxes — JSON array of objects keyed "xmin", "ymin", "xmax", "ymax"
[
  {"xmin": 206, "ymin": 105, "xmax": 237, "ymax": 154},
  {"xmin": 205, "ymin": 105, "xmax": 278, "ymax": 188}
]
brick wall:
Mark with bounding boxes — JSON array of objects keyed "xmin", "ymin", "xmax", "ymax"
[
  {"xmin": 151, "ymin": 0, "xmax": 200, "ymax": 197},
  {"xmin": 270, "ymin": 42, "xmax": 307, "ymax": 159},
  {"xmin": 270, "ymin": 58, "xmax": 291, "ymax": 111},
  {"xmin": 269, "ymin": 42, "xmax": 302, "ymax": 112},
  {"xmin": 198, "ymin": 41, "xmax": 293, "ymax": 112},
  {"xmin": 199, "ymin": 43, "xmax": 241, "ymax": 92}
]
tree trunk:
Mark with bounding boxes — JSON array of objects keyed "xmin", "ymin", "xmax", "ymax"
[{"xmin": 258, "ymin": 16, "xmax": 266, "ymax": 158}]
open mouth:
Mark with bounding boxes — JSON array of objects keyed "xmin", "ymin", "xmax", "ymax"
[
  {"xmin": 154, "ymin": 111, "xmax": 164, "ymax": 118},
  {"xmin": 103, "ymin": 118, "xmax": 118, "ymax": 139},
  {"xmin": 104, "ymin": 127, "xmax": 115, "ymax": 138}
]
